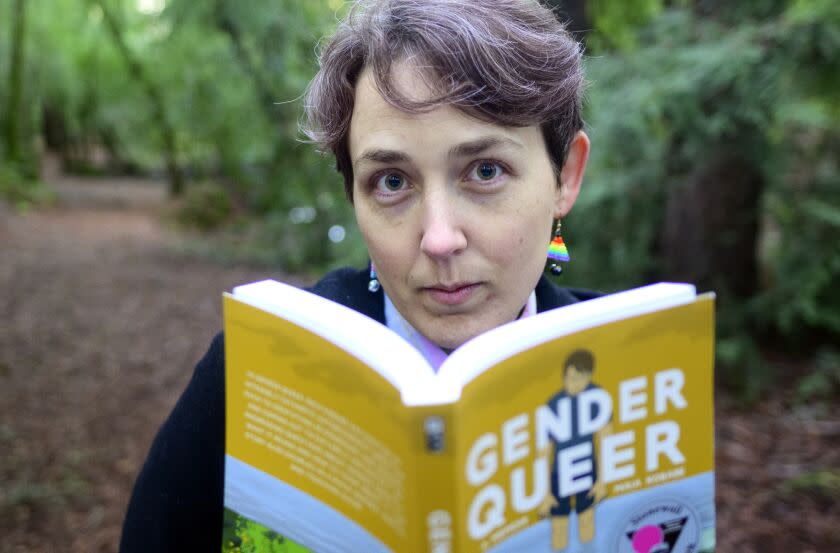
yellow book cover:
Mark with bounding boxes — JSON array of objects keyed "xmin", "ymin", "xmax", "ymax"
[{"xmin": 222, "ymin": 281, "xmax": 715, "ymax": 553}]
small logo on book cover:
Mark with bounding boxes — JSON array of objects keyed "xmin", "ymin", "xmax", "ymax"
[
  {"xmin": 616, "ymin": 499, "xmax": 700, "ymax": 553},
  {"xmin": 424, "ymin": 416, "xmax": 446, "ymax": 453}
]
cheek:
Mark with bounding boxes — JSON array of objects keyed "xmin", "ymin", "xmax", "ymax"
[
  {"xmin": 355, "ymin": 204, "xmax": 382, "ymax": 259},
  {"xmin": 491, "ymin": 211, "xmax": 552, "ymax": 265},
  {"xmin": 484, "ymin": 207, "xmax": 553, "ymax": 292},
  {"xmin": 355, "ymin": 206, "xmax": 411, "ymax": 278}
]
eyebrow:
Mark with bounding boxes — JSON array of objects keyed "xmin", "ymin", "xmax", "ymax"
[
  {"xmin": 356, "ymin": 149, "xmax": 411, "ymax": 167},
  {"xmin": 447, "ymin": 136, "xmax": 524, "ymax": 158},
  {"xmin": 354, "ymin": 135, "xmax": 524, "ymax": 170}
]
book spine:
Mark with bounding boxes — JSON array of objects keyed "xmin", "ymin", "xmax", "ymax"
[{"xmin": 412, "ymin": 405, "xmax": 458, "ymax": 553}]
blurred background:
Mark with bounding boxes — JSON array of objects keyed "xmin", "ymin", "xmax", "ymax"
[{"xmin": 0, "ymin": 0, "xmax": 838, "ymax": 551}]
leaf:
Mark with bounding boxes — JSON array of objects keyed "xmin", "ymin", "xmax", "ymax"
[{"xmin": 801, "ymin": 198, "xmax": 840, "ymax": 228}]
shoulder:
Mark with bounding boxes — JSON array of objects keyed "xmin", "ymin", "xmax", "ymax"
[
  {"xmin": 211, "ymin": 265, "xmax": 381, "ymax": 350},
  {"xmin": 208, "ymin": 265, "xmax": 379, "ymax": 362},
  {"xmin": 121, "ymin": 268, "xmax": 377, "ymax": 550},
  {"xmin": 190, "ymin": 266, "xmax": 380, "ymax": 384},
  {"xmin": 307, "ymin": 266, "xmax": 385, "ymax": 323},
  {"xmin": 534, "ymin": 275, "xmax": 603, "ymax": 313},
  {"xmin": 120, "ymin": 332, "xmax": 227, "ymax": 551}
]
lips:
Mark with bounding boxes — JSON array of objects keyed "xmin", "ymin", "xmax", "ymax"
[{"xmin": 423, "ymin": 282, "xmax": 481, "ymax": 306}]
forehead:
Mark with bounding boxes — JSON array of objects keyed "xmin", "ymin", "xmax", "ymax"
[{"xmin": 348, "ymin": 65, "xmax": 544, "ymax": 161}]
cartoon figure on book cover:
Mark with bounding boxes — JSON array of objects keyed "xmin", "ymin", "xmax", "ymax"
[{"xmin": 539, "ymin": 349, "xmax": 612, "ymax": 551}]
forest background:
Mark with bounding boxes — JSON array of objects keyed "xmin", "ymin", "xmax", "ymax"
[{"xmin": 1, "ymin": 0, "xmax": 839, "ymax": 551}]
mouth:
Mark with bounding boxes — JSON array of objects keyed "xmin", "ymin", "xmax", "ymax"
[{"xmin": 422, "ymin": 282, "xmax": 481, "ymax": 306}]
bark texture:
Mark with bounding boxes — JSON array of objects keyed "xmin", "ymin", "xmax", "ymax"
[{"xmin": 661, "ymin": 152, "xmax": 764, "ymax": 297}]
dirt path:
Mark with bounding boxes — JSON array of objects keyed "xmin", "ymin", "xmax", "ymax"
[
  {"xmin": 0, "ymin": 176, "xmax": 287, "ymax": 552},
  {"xmin": 1, "ymin": 176, "xmax": 838, "ymax": 552}
]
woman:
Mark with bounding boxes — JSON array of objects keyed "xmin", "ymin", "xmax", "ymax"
[{"xmin": 120, "ymin": 0, "xmax": 594, "ymax": 550}]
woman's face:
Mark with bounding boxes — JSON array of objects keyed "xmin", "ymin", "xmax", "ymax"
[{"xmin": 349, "ymin": 66, "xmax": 587, "ymax": 349}]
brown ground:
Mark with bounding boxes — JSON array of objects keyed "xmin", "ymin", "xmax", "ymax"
[{"xmin": 1, "ymin": 175, "xmax": 838, "ymax": 552}]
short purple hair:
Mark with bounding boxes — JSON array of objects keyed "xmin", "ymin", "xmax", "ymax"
[{"xmin": 303, "ymin": 0, "xmax": 585, "ymax": 200}]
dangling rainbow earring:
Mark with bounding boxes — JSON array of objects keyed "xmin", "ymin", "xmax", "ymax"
[
  {"xmin": 368, "ymin": 263, "xmax": 381, "ymax": 292},
  {"xmin": 547, "ymin": 220, "xmax": 570, "ymax": 275}
]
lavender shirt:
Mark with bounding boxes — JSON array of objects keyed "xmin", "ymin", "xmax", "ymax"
[{"xmin": 384, "ymin": 290, "xmax": 538, "ymax": 372}]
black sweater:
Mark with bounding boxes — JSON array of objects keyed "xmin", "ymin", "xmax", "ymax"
[{"xmin": 119, "ymin": 267, "xmax": 598, "ymax": 552}]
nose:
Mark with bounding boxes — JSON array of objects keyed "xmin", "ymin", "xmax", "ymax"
[{"xmin": 419, "ymin": 193, "xmax": 467, "ymax": 259}]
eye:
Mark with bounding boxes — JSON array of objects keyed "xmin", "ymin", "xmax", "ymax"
[
  {"xmin": 468, "ymin": 160, "xmax": 505, "ymax": 183},
  {"xmin": 476, "ymin": 162, "xmax": 497, "ymax": 180},
  {"xmin": 374, "ymin": 172, "xmax": 407, "ymax": 192}
]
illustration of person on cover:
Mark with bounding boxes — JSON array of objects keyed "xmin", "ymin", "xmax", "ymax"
[{"xmin": 540, "ymin": 349, "xmax": 612, "ymax": 551}]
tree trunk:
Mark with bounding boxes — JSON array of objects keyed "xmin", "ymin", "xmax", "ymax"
[
  {"xmin": 42, "ymin": 105, "xmax": 68, "ymax": 153},
  {"xmin": 94, "ymin": 0, "xmax": 184, "ymax": 196},
  {"xmin": 660, "ymin": 152, "xmax": 764, "ymax": 298},
  {"xmin": 4, "ymin": 0, "xmax": 27, "ymax": 165}
]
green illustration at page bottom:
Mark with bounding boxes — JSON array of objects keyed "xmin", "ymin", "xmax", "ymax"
[{"xmin": 222, "ymin": 508, "xmax": 314, "ymax": 553}]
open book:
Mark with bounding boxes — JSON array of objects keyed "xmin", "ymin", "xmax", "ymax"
[{"xmin": 222, "ymin": 281, "xmax": 716, "ymax": 553}]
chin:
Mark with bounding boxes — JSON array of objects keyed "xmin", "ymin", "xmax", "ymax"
[
  {"xmin": 435, "ymin": 336, "xmax": 468, "ymax": 351},
  {"xmin": 426, "ymin": 321, "xmax": 488, "ymax": 351}
]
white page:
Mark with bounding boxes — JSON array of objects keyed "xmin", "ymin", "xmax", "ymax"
[
  {"xmin": 427, "ymin": 283, "xmax": 698, "ymax": 404},
  {"xmin": 230, "ymin": 280, "xmax": 697, "ymax": 407}
]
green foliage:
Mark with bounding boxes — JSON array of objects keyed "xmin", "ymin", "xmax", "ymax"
[
  {"xmin": 0, "ymin": 432, "xmax": 89, "ymax": 515},
  {"xmin": 0, "ymin": 162, "xmax": 54, "ymax": 209},
  {"xmin": 570, "ymin": 10, "xmax": 775, "ymax": 290},
  {"xmin": 566, "ymin": 1, "xmax": 840, "ymax": 397},
  {"xmin": 763, "ymin": 177, "xmax": 840, "ymax": 337},
  {"xmin": 222, "ymin": 508, "xmax": 313, "ymax": 553},
  {"xmin": 177, "ymin": 199, "xmax": 366, "ymax": 275},
  {"xmin": 715, "ymin": 322, "xmax": 769, "ymax": 404},
  {"xmin": 586, "ymin": 0, "xmax": 666, "ymax": 51},
  {"xmin": 796, "ymin": 348, "xmax": 840, "ymax": 403},
  {"xmin": 0, "ymin": 0, "xmax": 359, "ymax": 268},
  {"xmin": 175, "ymin": 181, "xmax": 233, "ymax": 231},
  {"xmin": 780, "ymin": 468, "xmax": 840, "ymax": 501}
]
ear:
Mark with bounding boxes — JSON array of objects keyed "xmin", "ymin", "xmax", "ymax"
[{"xmin": 553, "ymin": 131, "xmax": 590, "ymax": 219}]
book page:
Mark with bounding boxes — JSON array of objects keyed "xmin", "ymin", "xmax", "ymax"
[
  {"xmin": 438, "ymin": 283, "xmax": 697, "ymax": 400},
  {"xmin": 449, "ymin": 297, "xmax": 715, "ymax": 553},
  {"xmin": 231, "ymin": 280, "xmax": 437, "ymax": 403},
  {"xmin": 223, "ymin": 296, "xmax": 423, "ymax": 553}
]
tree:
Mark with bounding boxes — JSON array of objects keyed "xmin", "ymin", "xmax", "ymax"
[
  {"xmin": 3, "ymin": 0, "xmax": 28, "ymax": 166},
  {"xmin": 569, "ymin": 1, "xmax": 840, "ymax": 395},
  {"xmin": 92, "ymin": 0, "xmax": 184, "ymax": 196}
]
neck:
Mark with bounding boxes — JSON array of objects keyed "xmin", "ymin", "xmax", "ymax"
[{"xmin": 383, "ymin": 291, "xmax": 538, "ymax": 369}]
